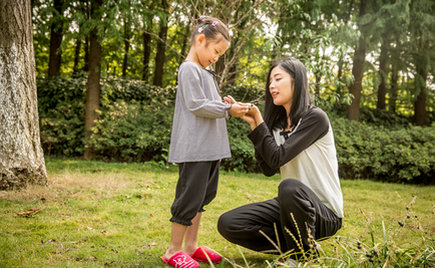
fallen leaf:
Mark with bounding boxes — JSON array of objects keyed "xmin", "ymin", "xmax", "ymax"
[{"xmin": 16, "ymin": 208, "xmax": 42, "ymax": 217}]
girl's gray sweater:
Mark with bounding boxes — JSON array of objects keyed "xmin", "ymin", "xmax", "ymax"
[{"xmin": 168, "ymin": 61, "xmax": 232, "ymax": 163}]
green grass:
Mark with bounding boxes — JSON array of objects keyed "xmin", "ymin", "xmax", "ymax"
[{"xmin": 0, "ymin": 158, "xmax": 434, "ymax": 267}]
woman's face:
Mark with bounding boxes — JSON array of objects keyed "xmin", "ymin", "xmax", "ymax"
[{"xmin": 269, "ymin": 65, "xmax": 294, "ymax": 112}]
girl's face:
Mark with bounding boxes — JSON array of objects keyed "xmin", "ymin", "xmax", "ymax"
[
  {"xmin": 192, "ymin": 34, "xmax": 229, "ymax": 68},
  {"xmin": 269, "ymin": 65, "xmax": 294, "ymax": 112}
]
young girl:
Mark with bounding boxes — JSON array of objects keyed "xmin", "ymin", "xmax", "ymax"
[
  {"xmin": 162, "ymin": 16, "xmax": 249, "ymax": 268},
  {"xmin": 219, "ymin": 58, "xmax": 343, "ymax": 264}
]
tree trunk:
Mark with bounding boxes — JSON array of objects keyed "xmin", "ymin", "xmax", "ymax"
[
  {"xmin": 0, "ymin": 0, "xmax": 47, "ymax": 190},
  {"xmin": 83, "ymin": 1, "xmax": 90, "ymax": 73},
  {"xmin": 347, "ymin": 0, "xmax": 367, "ymax": 121},
  {"xmin": 72, "ymin": 38, "xmax": 81, "ymax": 76},
  {"xmin": 122, "ymin": 17, "xmax": 130, "ymax": 77},
  {"xmin": 152, "ymin": 0, "xmax": 169, "ymax": 87},
  {"xmin": 178, "ymin": 24, "xmax": 189, "ymax": 67},
  {"xmin": 314, "ymin": 69, "xmax": 321, "ymax": 98},
  {"xmin": 47, "ymin": 0, "xmax": 63, "ymax": 77},
  {"xmin": 347, "ymin": 36, "xmax": 366, "ymax": 121},
  {"xmin": 84, "ymin": 0, "xmax": 102, "ymax": 159},
  {"xmin": 142, "ymin": 16, "xmax": 153, "ymax": 81},
  {"xmin": 336, "ymin": 55, "xmax": 344, "ymax": 95},
  {"xmin": 376, "ymin": 36, "xmax": 388, "ymax": 110},
  {"xmin": 414, "ymin": 59, "xmax": 427, "ymax": 126},
  {"xmin": 389, "ymin": 62, "xmax": 398, "ymax": 114}
]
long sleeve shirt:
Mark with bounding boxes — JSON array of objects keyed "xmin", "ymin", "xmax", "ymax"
[
  {"xmin": 248, "ymin": 106, "xmax": 344, "ymax": 218},
  {"xmin": 168, "ymin": 61, "xmax": 232, "ymax": 163}
]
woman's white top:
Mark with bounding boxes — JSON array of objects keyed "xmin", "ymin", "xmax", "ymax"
[{"xmin": 248, "ymin": 107, "xmax": 344, "ymax": 218}]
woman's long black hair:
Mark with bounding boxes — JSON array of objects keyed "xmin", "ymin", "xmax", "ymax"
[{"xmin": 263, "ymin": 58, "xmax": 312, "ymax": 132}]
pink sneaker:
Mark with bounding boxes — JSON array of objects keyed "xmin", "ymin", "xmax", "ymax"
[
  {"xmin": 190, "ymin": 247, "xmax": 222, "ymax": 264},
  {"xmin": 161, "ymin": 251, "xmax": 200, "ymax": 268}
]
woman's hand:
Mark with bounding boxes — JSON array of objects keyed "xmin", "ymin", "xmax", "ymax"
[
  {"xmin": 244, "ymin": 104, "xmax": 263, "ymax": 130},
  {"xmin": 224, "ymin": 95, "xmax": 264, "ymax": 130},
  {"xmin": 241, "ymin": 113, "xmax": 257, "ymax": 129}
]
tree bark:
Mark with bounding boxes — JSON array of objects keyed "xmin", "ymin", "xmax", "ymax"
[
  {"xmin": 142, "ymin": 16, "xmax": 153, "ymax": 81},
  {"xmin": 414, "ymin": 59, "xmax": 427, "ymax": 126},
  {"xmin": 347, "ymin": 35, "xmax": 366, "ymax": 121},
  {"xmin": 83, "ymin": 1, "xmax": 90, "ymax": 73},
  {"xmin": 83, "ymin": 36, "xmax": 90, "ymax": 72},
  {"xmin": 0, "ymin": 0, "xmax": 47, "ymax": 190},
  {"xmin": 122, "ymin": 17, "xmax": 130, "ymax": 77},
  {"xmin": 72, "ymin": 38, "xmax": 81, "ymax": 76},
  {"xmin": 389, "ymin": 62, "xmax": 398, "ymax": 114},
  {"xmin": 337, "ymin": 55, "xmax": 344, "ymax": 94},
  {"xmin": 152, "ymin": 0, "xmax": 169, "ymax": 87},
  {"xmin": 178, "ymin": 24, "xmax": 190, "ymax": 67},
  {"xmin": 376, "ymin": 36, "xmax": 388, "ymax": 110},
  {"xmin": 314, "ymin": 69, "xmax": 321, "ymax": 98},
  {"xmin": 47, "ymin": 0, "xmax": 63, "ymax": 77},
  {"xmin": 84, "ymin": 0, "xmax": 103, "ymax": 159},
  {"xmin": 347, "ymin": 0, "xmax": 367, "ymax": 121}
]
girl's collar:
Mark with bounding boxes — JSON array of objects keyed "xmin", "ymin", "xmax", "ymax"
[{"xmin": 184, "ymin": 60, "xmax": 216, "ymax": 76}]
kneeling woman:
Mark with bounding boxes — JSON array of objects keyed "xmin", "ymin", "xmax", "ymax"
[{"xmin": 218, "ymin": 58, "xmax": 343, "ymax": 261}]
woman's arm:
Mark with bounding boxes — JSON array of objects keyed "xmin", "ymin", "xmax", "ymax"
[
  {"xmin": 223, "ymin": 99, "xmax": 277, "ymax": 176},
  {"xmin": 248, "ymin": 108, "xmax": 330, "ymax": 170}
]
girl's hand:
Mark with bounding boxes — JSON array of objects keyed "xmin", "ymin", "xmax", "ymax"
[
  {"xmin": 228, "ymin": 102, "xmax": 250, "ymax": 117},
  {"xmin": 224, "ymin": 95, "xmax": 236, "ymax": 104}
]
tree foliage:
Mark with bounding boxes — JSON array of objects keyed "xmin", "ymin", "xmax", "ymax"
[{"xmin": 30, "ymin": 0, "xmax": 434, "ymax": 175}]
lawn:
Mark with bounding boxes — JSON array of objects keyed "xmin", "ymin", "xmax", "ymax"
[{"xmin": 0, "ymin": 158, "xmax": 434, "ymax": 267}]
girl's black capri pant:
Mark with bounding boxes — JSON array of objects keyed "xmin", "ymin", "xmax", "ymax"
[
  {"xmin": 218, "ymin": 178, "xmax": 342, "ymax": 258},
  {"xmin": 170, "ymin": 160, "xmax": 220, "ymax": 226}
]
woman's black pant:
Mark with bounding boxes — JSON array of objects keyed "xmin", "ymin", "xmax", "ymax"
[{"xmin": 218, "ymin": 179, "xmax": 342, "ymax": 257}]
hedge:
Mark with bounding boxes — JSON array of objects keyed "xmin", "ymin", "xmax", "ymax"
[{"xmin": 37, "ymin": 77, "xmax": 434, "ymax": 184}]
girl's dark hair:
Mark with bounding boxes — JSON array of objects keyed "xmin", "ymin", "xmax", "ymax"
[
  {"xmin": 190, "ymin": 16, "xmax": 230, "ymax": 45},
  {"xmin": 263, "ymin": 58, "xmax": 312, "ymax": 132}
]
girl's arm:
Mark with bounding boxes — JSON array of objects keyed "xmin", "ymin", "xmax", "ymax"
[
  {"xmin": 180, "ymin": 64, "xmax": 248, "ymax": 118},
  {"xmin": 248, "ymin": 108, "xmax": 330, "ymax": 171}
]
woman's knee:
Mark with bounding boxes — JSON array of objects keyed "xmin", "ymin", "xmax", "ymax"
[
  {"xmin": 278, "ymin": 178, "xmax": 303, "ymax": 197},
  {"xmin": 217, "ymin": 211, "xmax": 233, "ymax": 238}
]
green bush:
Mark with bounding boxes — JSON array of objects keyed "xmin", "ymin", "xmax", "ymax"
[
  {"xmin": 86, "ymin": 100, "xmax": 173, "ymax": 162},
  {"xmin": 37, "ymin": 76, "xmax": 176, "ymax": 157},
  {"xmin": 223, "ymin": 118, "xmax": 258, "ymax": 173},
  {"xmin": 37, "ymin": 77, "xmax": 434, "ymax": 184},
  {"xmin": 38, "ymin": 77, "xmax": 87, "ymax": 156},
  {"xmin": 332, "ymin": 118, "xmax": 434, "ymax": 184}
]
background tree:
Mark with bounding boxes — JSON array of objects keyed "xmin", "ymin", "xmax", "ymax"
[
  {"xmin": 47, "ymin": 0, "xmax": 65, "ymax": 76},
  {"xmin": 347, "ymin": 0, "xmax": 370, "ymax": 121},
  {"xmin": 152, "ymin": 0, "xmax": 170, "ymax": 87},
  {"xmin": 409, "ymin": 0, "xmax": 433, "ymax": 126},
  {"xmin": 83, "ymin": 0, "xmax": 104, "ymax": 159},
  {"xmin": 29, "ymin": 0, "xmax": 434, "ymax": 165},
  {"xmin": 0, "ymin": 0, "xmax": 47, "ymax": 189}
]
